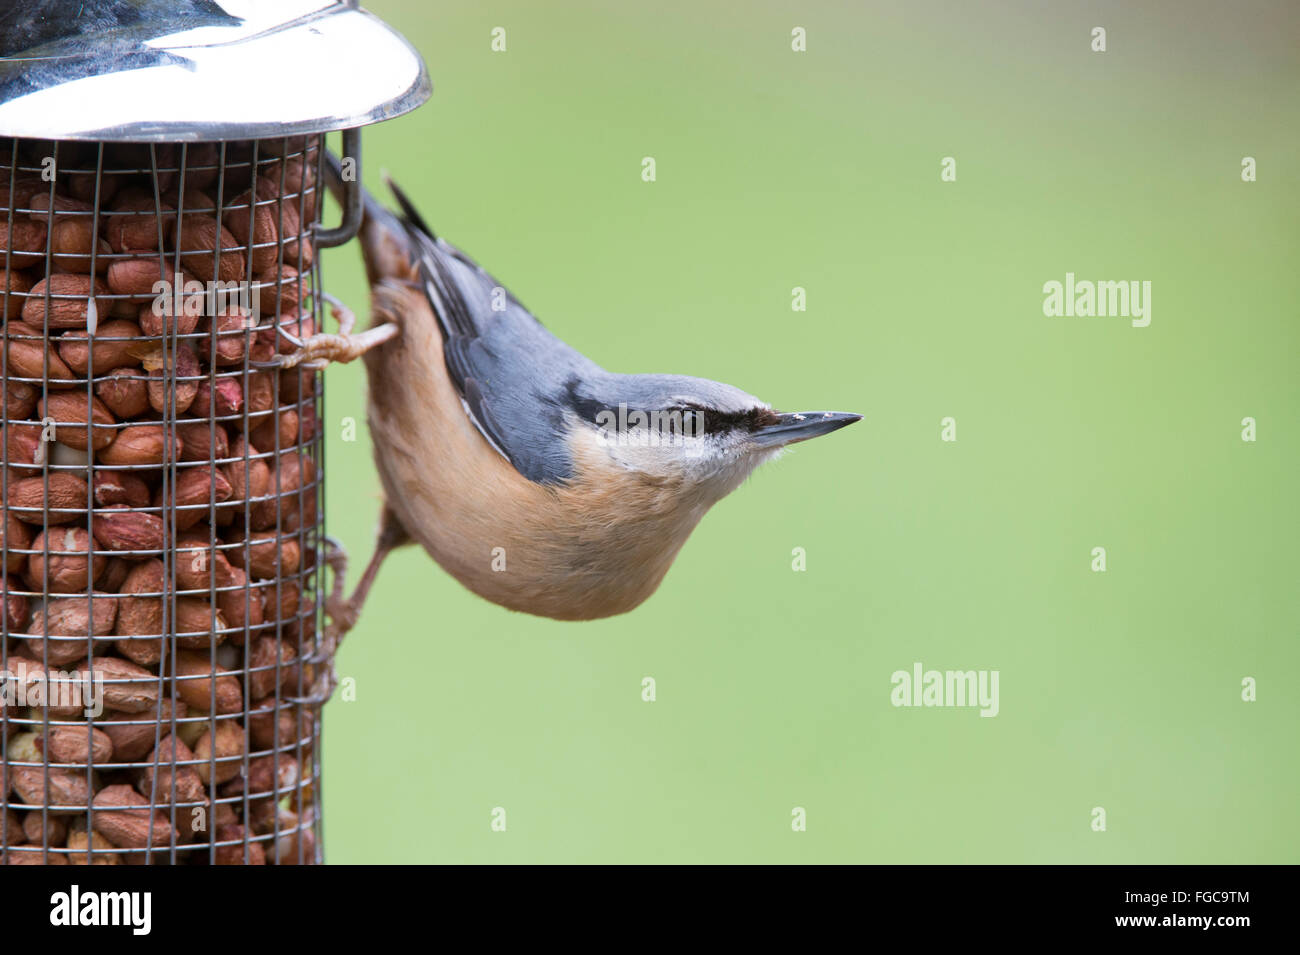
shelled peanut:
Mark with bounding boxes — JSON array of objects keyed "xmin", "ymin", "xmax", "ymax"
[
  {"xmin": 0, "ymin": 674, "xmax": 320, "ymax": 865},
  {"xmin": 1, "ymin": 137, "xmax": 325, "ymax": 864}
]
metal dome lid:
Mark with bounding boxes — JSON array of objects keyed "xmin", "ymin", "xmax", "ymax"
[{"xmin": 0, "ymin": 0, "xmax": 430, "ymax": 141}]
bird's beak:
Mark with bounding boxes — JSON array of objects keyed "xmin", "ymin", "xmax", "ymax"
[{"xmin": 750, "ymin": 411, "xmax": 862, "ymax": 449}]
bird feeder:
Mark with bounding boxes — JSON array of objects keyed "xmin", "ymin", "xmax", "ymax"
[{"xmin": 0, "ymin": 0, "xmax": 428, "ymax": 864}]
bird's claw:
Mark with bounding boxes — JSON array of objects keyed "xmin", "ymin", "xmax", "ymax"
[
  {"xmin": 265, "ymin": 292, "xmax": 400, "ymax": 371},
  {"xmin": 285, "ymin": 536, "xmax": 354, "ymax": 707}
]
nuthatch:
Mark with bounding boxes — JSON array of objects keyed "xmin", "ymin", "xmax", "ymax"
[{"xmin": 319, "ymin": 161, "xmax": 860, "ymax": 625}]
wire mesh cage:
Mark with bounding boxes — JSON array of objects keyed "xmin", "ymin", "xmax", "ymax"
[
  {"xmin": 0, "ymin": 2, "xmax": 428, "ymax": 865},
  {"xmin": 2, "ymin": 136, "xmax": 330, "ymax": 865}
]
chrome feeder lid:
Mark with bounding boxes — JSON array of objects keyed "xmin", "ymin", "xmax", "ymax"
[{"xmin": 0, "ymin": 0, "xmax": 430, "ymax": 245}]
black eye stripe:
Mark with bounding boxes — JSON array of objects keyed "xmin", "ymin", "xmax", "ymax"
[
  {"xmin": 672, "ymin": 405, "xmax": 779, "ymax": 434},
  {"xmin": 569, "ymin": 387, "xmax": 777, "ymax": 436}
]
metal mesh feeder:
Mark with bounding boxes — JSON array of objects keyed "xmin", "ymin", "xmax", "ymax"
[{"xmin": 0, "ymin": 0, "xmax": 428, "ymax": 865}]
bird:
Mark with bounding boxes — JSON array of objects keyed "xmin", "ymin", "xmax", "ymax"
[{"xmin": 315, "ymin": 159, "xmax": 861, "ymax": 627}]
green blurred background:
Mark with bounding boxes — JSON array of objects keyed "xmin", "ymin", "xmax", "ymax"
[{"xmin": 318, "ymin": 0, "xmax": 1299, "ymax": 863}]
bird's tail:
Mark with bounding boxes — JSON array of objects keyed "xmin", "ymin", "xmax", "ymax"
[
  {"xmin": 323, "ymin": 151, "xmax": 419, "ymax": 289},
  {"xmin": 379, "ymin": 172, "xmax": 435, "ymax": 240}
]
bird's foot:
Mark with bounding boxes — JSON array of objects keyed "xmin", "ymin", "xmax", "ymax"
[
  {"xmin": 285, "ymin": 536, "xmax": 351, "ymax": 706},
  {"xmin": 285, "ymin": 518, "xmax": 405, "ymax": 707},
  {"xmin": 287, "ymin": 659, "xmax": 338, "ymax": 708},
  {"xmin": 262, "ymin": 291, "xmax": 400, "ymax": 370}
]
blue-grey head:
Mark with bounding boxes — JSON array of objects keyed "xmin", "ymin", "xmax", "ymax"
[{"xmin": 559, "ymin": 370, "xmax": 861, "ymax": 502}]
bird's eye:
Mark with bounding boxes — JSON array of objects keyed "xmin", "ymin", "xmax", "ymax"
[{"xmin": 680, "ymin": 409, "xmax": 706, "ymax": 435}]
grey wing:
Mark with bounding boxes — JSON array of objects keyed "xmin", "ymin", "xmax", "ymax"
[{"xmin": 402, "ymin": 223, "xmax": 604, "ymax": 485}]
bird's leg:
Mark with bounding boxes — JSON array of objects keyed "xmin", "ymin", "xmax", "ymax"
[
  {"xmin": 273, "ymin": 291, "xmax": 400, "ymax": 370},
  {"xmin": 286, "ymin": 537, "xmax": 348, "ymax": 706},
  {"xmin": 291, "ymin": 511, "xmax": 408, "ymax": 706},
  {"xmin": 327, "ymin": 506, "xmax": 410, "ymax": 638},
  {"xmin": 292, "ymin": 508, "xmax": 409, "ymax": 705}
]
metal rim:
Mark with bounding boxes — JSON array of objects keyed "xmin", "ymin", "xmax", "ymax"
[{"xmin": 0, "ymin": 2, "xmax": 431, "ymax": 142}]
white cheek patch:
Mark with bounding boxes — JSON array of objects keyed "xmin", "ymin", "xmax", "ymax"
[
  {"xmin": 596, "ymin": 429, "xmax": 715, "ymax": 477},
  {"xmin": 671, "ymin": 434, "xmax": 713, "ymax": 462}
]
